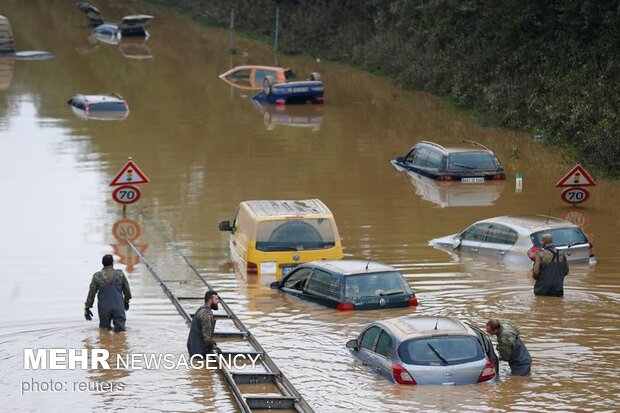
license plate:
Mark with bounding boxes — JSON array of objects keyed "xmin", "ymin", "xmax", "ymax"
[
  {"xmin": 282, "ymin": 266, "xmax": 294, "ymax": 276},
  {"xmin": 461, "ymin": 177, "xmax": 485, "ymax": 183}
]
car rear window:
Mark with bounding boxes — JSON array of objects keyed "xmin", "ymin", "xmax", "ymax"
[
  {"xmin": 344, "ymin": 272, "xmax": 411, "ymax": 299},
  {"xmin": 399, "ymin": 336, "xmax": 484, "ymax": 366},
  {"xmin": 531, "ymin": 227, "xmax": 588, "ymax": 247},
  {"xmin": 256, "ymin": 219, "xmax": 336, "ymax": 252},
  {"xmin": 448, "ymin": 152, "xmax": 498, "ymax": 171},
  {"xmin": 90, "ymin": 101, "xmax": 127, "ymax": 112}
]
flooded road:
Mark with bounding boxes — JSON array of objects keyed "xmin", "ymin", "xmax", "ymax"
[{"xmin": 1, "ymin": 0, "xmax": 620, "ymax": 411}]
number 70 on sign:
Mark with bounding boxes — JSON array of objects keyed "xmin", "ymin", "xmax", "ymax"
[{"xmin": 112, "ymin": 185, "xmax": 141, "ymax": 205}]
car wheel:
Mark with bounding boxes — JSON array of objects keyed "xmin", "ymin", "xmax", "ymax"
[
  {"xmin": 308, "ymin": 72, "xmax": 321, "ymax": 81},
  {"xmin": 263, "ymin": 76, "xmax": 274, "ymax": 95}
]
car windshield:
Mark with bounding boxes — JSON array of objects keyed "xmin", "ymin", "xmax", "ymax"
[
  {"xmin": 447, "ymin": 152, "xmax": 498, "ymax": 171},
  {"xmin": 399, "ymin": 336, "xmax": 484, "ymax": 366},
  {"xmin": 255, "ymin": 219, "xmax": 335, "ymax": 251},
  {"xmin": 344, "ymin": 272, "xmax": 410, "ymax": 299},
  {"xmin": 531, "ymin": 227, "xmax": 588, "ymax": 247},
  {"xmin": 90, "ymin": 101, "xmax": 127, "ymax": 111}
]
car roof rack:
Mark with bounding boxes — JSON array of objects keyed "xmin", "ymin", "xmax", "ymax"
[
  {"xmin": 461, "ymin": 139, "xmax": 490, "ymax": 151},
  {"xmin": 418, "ymin": 141, "xmax": 447, "ymax": 151}
]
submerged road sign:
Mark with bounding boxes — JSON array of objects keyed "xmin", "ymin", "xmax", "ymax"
[
  {"xmin": 110, "ymin": 158, "xmax": 149, "ymax": 186},
  {"xmin": 556, "ymin": 164, "xmax": 596, "ymax": 187}
]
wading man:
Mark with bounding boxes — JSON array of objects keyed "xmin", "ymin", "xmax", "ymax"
[
  {"xmin": 533, "ymin": 233, "xmax": 569, "ymax": 297},
  {"xmin": 84, "ymin": 254, "xmax": 132, "ymax": 332},
  {"xmin": 187, "ymin": 291, "xmax": 220, "ymax": 357},
  {"xmin": 486, "ymin": 319, "xmax": 531, "ymax": 376}
]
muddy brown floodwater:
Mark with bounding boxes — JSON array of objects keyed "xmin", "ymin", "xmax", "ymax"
[{"xmin": 1, "ymin": 1, "xmax": 619, "ymax": 412}]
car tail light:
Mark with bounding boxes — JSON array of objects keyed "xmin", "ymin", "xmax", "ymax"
[
  {"xmin": 315, "ymin": 97, "xmax": 324, "ymax": 104},
  {"xmin": 392, "ymin": 363, "xmax": 416, "ymax": 385},
  {"xmin": 336, "ymin": 302, "xmax": 355, "ymax": 311},
  {"xmin": 477, "ymin": 358, "xmax": 496, "ymax": 383},
  {"xmin": 493, "ymin": 173, "xmax": 505, "ymax": 180},
  {"xmin": 437, "ymin": 175, "xmax": 453, "ymax": 181},
  {"xmin": 247, "ymin": 261, "xmax": 258, "ymax": 275},
  {"xmin": 527, "ymin": 246, "xmax": 539, "ymax": 262},
  {"xmin": 275, "ymin": 98, "xmax": 286, "ymax": 105},
  {"xmin": 589, "ymin": 242, "xmax": 595, "ymax": 258},
  {"xmin": 408, "ymin": 297, "xmax": 419, "ymax": 307},
  {"xmin": 84, "ymin": 103, "xmax": 90, "ymax": 113}
]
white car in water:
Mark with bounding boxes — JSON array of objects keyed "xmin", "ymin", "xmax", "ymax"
[{"xmin": 430, "ymin": 215, "xmax": 596, "ymax": 265}]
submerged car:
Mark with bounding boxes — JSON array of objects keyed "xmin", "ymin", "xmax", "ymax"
[
  {"xmin": 346, "ymin": 315, "xmax": 497, "ymax": 385},
  {"xmin": 392, "ymin": 140, "xmax": 505, "ymax": 182},
  {"xmin": 270, "ymin": 260, "xmax": 418, "ymax": 311},
  {"xmin": 219, "ymin": 65, "xmax": 295, "ymax": 90},
  {"xmin": 430, "ymin": 215, "xmax": 596, "ymax": 265},
  {"xmin": 253, "ymin": 72, "xmax": 324, "ymax": 105},
  {"xmin": 76, "ymin": 2, "xmax": 153, "ymax": 40},
  {"xmin": 67, "ymin": 93, "xmax": 129, "ymax": 121},
  {"xmin": 0, "ymin": 15, "xmax": 54, "ymax": 60},
  {"xmin": 219, "ymin": 199, "xmax": 344, "ymax": 276}
]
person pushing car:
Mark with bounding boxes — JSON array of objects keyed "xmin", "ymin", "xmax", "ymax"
[{"xmin": 486, "ymin": 319, "xmax": 531, "ymax": 376}]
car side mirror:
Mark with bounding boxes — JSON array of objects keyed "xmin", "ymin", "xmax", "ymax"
[
  {"xmin": 269, "ymin": 281, "xmax": 280, "ymax": 289},
  {"xmin": 452, "ymin": 237, "xmax": 462, "ymax": 249},
  {"xmin": 219, "ymin": 220, "xmax": 232, "ymax": 232},
  {"xmin": 346, "ymin": 339, "xmax": 359, "ymax": 350}
]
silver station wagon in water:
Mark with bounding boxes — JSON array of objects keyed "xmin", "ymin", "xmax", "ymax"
[
  {"xmin": 270, "ymin": 260, "xmax": 418, "ymax": 311},
  {"xmin": 430, "ymin": 215, "xmax": 596, "ymax": 266},
  {"xmin": 346, "ymin": 316, "xmax": 498, "ymax": 385}
]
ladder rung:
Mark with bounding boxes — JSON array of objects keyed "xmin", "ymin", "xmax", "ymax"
[
  {"xmin": 176, "ymin": 296, "xmax": 205, "ymax": 300},
  {"xmin": 232, "ymin": 372, "xmax": 277, "ymax": 384},
  {"xmin": 214, "ymin": 331, "xmax": 247, "ymax": 338},
  {"xmin": 245, "ymin": 395, "xmax": 297, "ymax": 409}
]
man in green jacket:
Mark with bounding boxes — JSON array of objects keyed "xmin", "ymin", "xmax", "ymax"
[
  {"xmin": 486, "ymin": 319, "xmax": 531, "ymax": 376},
  {"xmin": 84, "ymin": 254, "xmax": 132, "ymax": 332},
  {"xmin": 187, "ymin": 291, "xmax": 220, "ymax": 357}
]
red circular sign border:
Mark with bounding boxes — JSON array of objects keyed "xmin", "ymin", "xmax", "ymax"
[
  {"xmin": 560, "ymin": 187, "xmax": 590, "ymax": 205},
  {"xmin": 112, "ymin": 185, "xmax": 141, "ymax": 205}
]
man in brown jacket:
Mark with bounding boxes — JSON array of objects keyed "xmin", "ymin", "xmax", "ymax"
[{"xmin": 532, "ymin": 233, "xmax": 569, "ymax": 297}]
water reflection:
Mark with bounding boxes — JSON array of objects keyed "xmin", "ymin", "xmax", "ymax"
[
  {"xmin": 253, "ymin": 100, "xmax": 323, "ymax": 132},
  {"xmin": 0, "ymin": 56, "xmax": 14, "ymax": 90},
  {"xmin": 404, "ymin": 171, "xmax": 504, "ymax": 208},
  {"xmin": 110, "ymin": 218, "xmax": 149, "ymax": 273}
]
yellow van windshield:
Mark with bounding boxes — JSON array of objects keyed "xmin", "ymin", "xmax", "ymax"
[{"xmin": 256, "ymin": 219, "xmax": 336, "ymax": 252}]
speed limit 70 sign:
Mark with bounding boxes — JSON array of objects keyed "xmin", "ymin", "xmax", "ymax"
[
  {"xmin": 112, "ymin": 185, "xmax": 141, "ymax": 205},
  {"xmin": 561, "ymin": 187, "xmax": 589, "ymax": 205}
]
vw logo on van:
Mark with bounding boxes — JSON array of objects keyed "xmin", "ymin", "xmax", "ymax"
[
  {"xmin": 292, "ymin": 254, "xmax": 300, "ymax": 261},
  {"xmin": 379, "ymin": 298, "xmax": 386, "ymax": 307}
]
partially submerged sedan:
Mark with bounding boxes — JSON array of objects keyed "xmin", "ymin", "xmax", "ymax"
[
  {"xmin": 270, "ymin": 260, "xmax": 418, "ymax": 311},
  {"xmin": 254, "ymin": 73, "xmax": 324, "ymax": 105},
  {"xmin": 76, "ymin": 2, "xmax": 153, "ymax": 41},
  {"xmin": 430, "ymin": 215, "xmax": 596, "ymax": 265},
  {"xmin": 219, "ymin": 65, "xmax": 295, "ymax": 90},
  {"xmin": 346, "ymin": 316, "xmax": 497, "ymax": 385}
]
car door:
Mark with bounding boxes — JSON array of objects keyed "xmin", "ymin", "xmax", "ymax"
[
  {"xmin": 356, "ymin": 325, "xmax": 381, "ymax": 368},
  {"xmin": 368, "ymin": 329, "xmax": 395, "ymax": 382},
  {"xmin": 303, "ymin": 269, "xmax": 341, "ymax": 308},
  {"xmin": 457, "ymin": 223, "xmax": 492, "ymax": 255},
  {"xmin": 280, "ymin": 267, "xmax": 314, "ymax": 298},
  {"xmin": 477, "ymin": 223, "xmax": 518, "ymax": 261},
  {"xmin": 466, "ymin": 323, "xmax": 499, "ymax": 373}
]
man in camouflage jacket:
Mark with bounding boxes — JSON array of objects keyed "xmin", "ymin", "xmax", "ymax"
[
  {"xmin": 84, "ymin": 254, "xmax": 132, "ymax": 332},
  {"xmin": 533, "ymin": 233, "xmax": 569, "ymax": 297},
  {"xmin": 486, "ymin": 319, "xmax": 531, "ymax": 376},
  {"xmin": 187, "ymin": 291, "xmax": 220, "ymax": 357}
]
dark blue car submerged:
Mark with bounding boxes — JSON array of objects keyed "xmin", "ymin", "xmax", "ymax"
[
  {"xmin": 270, "ymin": 260, "xmax": 418, "ymax": 311},
  {"xmin": 253, "ymin": 72, "xmax": 324, "ymax": 105}
]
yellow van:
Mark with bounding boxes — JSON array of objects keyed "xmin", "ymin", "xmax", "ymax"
[{"xmin": 219, "ymin": 199, "xmax": 344, "ymax": 276}]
